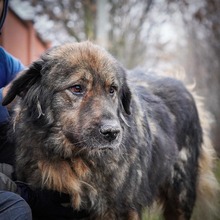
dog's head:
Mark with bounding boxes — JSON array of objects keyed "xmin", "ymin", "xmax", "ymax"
[{"xmin": 3, "ymin": 42, "xmax": 131, "ymax": 157}]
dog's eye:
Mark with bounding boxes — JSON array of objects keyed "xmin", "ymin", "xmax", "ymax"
[
  {"xmin": 69, "ymin": 85, "xmax": 84, "ymax": 95},
  {"xmin": 109, "ymin": 86, "xmax": 117, "ymax": 96}
]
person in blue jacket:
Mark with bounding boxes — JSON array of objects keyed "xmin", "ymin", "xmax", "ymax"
[
  {"xmin": 0, "ymin": 0, "xmax": 88, "ymax": 219},
  {"xmin": 0, "ymin": 0, "xmax": 32, "ymax": 218},
  {"xmin": 0, "ymin": 47, "xmax": 25, "ymax": 165},
  {"xmin": 0, "ymin": 47, "xmax": 24, "ymax": 123}
]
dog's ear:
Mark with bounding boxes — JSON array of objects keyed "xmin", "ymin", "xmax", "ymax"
[
  {"xmin": 2, "ymin": 60, "xmax": 43, "ymax": 106},
  {"xmin": 121, "ymin": 82, "xmax": 131, "ymax": 115}
]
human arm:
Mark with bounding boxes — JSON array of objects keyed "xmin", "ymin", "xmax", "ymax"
[
  {"xmin": 16, "ymin": 182, "xmax": 89, "ymax": 220},
  {"xmin": 0, "ymin": 47, "xmax": 25, "ymax": 123},
  {"xmin": 0, "ymin": 172, "xmax": 89, "ymax": 219}
]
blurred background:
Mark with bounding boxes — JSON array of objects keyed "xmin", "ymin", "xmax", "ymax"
[{"xmin": 0, "ymin": 0, "xmax": 220, "ymax": 218}]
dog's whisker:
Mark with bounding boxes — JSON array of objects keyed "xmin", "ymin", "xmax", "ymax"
[{"xmin": 74, "ymin": 147, "xmax": 87, "ymax": 156}]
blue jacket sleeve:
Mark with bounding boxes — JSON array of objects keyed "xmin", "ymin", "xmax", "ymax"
[{"xmin": 0, "ymin": 47, "xmax": 25, "ymax": 123}]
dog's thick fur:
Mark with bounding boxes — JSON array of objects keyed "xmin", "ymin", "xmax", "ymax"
[{"xmin": 3, "ymin": 42, "xmax": 219, "ymax": 220}]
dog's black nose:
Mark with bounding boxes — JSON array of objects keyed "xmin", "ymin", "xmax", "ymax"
[{"xmin": 100, "ymin": 123, "xmax": 120, "ymax": 142}]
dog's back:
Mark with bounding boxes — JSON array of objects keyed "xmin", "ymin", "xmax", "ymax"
[
  {"xmin": 125, "ymin": 70, "xmax": 201, "ymax": 219},
  {"xmin": 128, "ymin": 69, "xmax": 219, "ymax": 219}
]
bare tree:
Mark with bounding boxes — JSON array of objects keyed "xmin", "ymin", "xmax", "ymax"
[
  {"xmin": 166, "ymin": 0, "xmax": 220, "ymax": 154},
  {"xmin": 14, "ymin": 0, "xmax": 154, "ymax": 68}
]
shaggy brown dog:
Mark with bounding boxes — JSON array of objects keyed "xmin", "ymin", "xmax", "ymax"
[{"xmin": 3, "ymin": 42, "xmax": 219, "ymax": 220}]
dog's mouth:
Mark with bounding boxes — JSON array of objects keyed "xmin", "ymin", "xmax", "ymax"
[
  {"xmin": 63, "ymin": 129, "xmax": 122, "ymax": 154},
  {"xmin": 91, "ymin": 146, "xmax": 114, "ymax": 151},
  {"xmin": 84, "ymin": 140, "xmax": 121, "ymax": 152}
]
